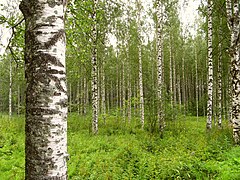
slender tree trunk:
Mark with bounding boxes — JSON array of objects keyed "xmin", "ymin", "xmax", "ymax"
[
  {"xmin": 182, "ymin": 58, "xmax": 186, "ymax": 117},
  {"xmin": 138, "ymin": 44, "xmax": 144, "ymax": 129},
  {"xmin": 83, "ymin": 77, "xmax": 87, "ymax": 115},
  {"xmin": 116, "ymin": 51, "xmax": 119, "ymax": 109},
  {"xmin": 69, "ymin": 83, "xmax": 72, "ymax": 114},
  {"xmin": 156, "ymin": 0, "xmax": 164, "ymax": 133},
  {"xmin": 178, "ymin": 74, "xmax": 181, "ymax": 110},
  {"xmin": 217, "ymin": 19, "xmax": 223, "ymax": 128},
  {"xmin": 206, "ymin": 0, "xmax": 213, "ymax": 130},
  {"xmin": 20, "ymin": 0, "xmax": 68, "ymax": 178},
  {"xmin": 169, "ymin": 37, "xmax": 173, "ymax": 112},
  {"xmin": 77, "ymin": 79, "xmax": 80, "ymax": 115},
  {"xmin": 9, "ymin": 59, "xmax": 12, "ymax": 117},
  {"xmin": 101, "ymin": 49, "xmax": 106, "ymax": 124},
  {"xmin": 17, "ymin": 84, "xmax": 20, "ymax": 116},
  {"xmin": 127, "ymin": 9, "xmax": 132, "ymax": 123},
  {"xmin": 195, "ymin": 48, "xmax": 199, "ymax": 120},
  {"xmin": 173, "ymin": 53, "xmax": 176, "ymax": 108},
  {"xmin": 92, "ymin": 0, "xmax": 98, "ymax": 134},
  {"xmin": 122, "ymin": 57, "xmax": 126, "ymax": 122},
  {"xmin": 119, "ymin": 58, "xmax": 122, "ymax": 114},
  {"xmin": 137, "ymin": 0, "xmax": 144, "ymax": 129}
]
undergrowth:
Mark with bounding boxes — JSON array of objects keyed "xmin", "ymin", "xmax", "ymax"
[{"xmin": 0, "ymin": 113, "xmax": 240, "ymax": 179}]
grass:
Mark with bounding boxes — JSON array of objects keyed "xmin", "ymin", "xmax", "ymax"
[{"xmin": 0, "ymin": 113, "xmax": 240, "ymax": 179}]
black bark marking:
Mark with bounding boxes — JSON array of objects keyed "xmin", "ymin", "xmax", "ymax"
[{"xmin": 44, "ymin": 29, "xmax": 65, "ymax": 49}]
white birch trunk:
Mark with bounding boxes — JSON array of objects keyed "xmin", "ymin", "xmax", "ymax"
[
  {"xmin": 206, "ymin": 0, "xmax": 213, "ymax": 129},
  {"xmin": 101, "ymin": 48, "xmax": 106, "ymax": 124},
  {"xmin": 156, "ymin": 0, "xmax": 164, "ymax": 132},
  {"xmin": 227, "ymin": 0, "xmax": 240, "ymax": 143},
  {"xmin": 137, "ymin": 0, "xmax": 144, "ymax": 129},
  {"xmin": 217, "ymin": 19, "xmax": 223, "ymax": 128},
  {"xmin": 20, "ymin": 0, "xmax": 68, "ymax": 178},
  {"xmin": 92, "ymin": 0, "xmax": 98, "ymax": 134},
  {"xmin": 226, "ymin": 0, "xmax": 240, "ymax": 143}
]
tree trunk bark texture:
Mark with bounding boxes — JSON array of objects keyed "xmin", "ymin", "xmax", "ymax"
[
  {"xmin": 156, "ymin": 0, "xmax": 164, "ymax": 133},
  {"xmin": 20, "ymin": 0, "xmax": 68, "ymax": 179},
  {"xmin": 206, "ymin": 0, "xmax": 213, "ymax": 130},
  {"xmin": 226, "ymin": 0, "xmax": 240, "ymax": 143},
  {"xmin": 92, "ymin": 0, "xmax": 98, "ymax": 134}
]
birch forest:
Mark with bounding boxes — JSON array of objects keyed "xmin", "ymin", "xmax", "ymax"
[{"xmin": 0, "ymin": 0, "xmax": 240, "ymax": 179}]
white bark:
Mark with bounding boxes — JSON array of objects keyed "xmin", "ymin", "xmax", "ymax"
[
  {"xmin": 137, "ymin": 0, "xmax": 144, "ymax": 129},
  {"xmin": 217, "ymin": 19, "xmax": 223, "ymax": 128},
  {"xmin": 20, "ymin": 0, "xmax": 68, "ymax": 178},
  {"xmin": 92, "ymin": 0, "xmax": 98, "ymax": 134},
  {"xmin": 226, "ymin": 0, "xmax": 240, "ymax": 143},
  {"xmin": 156, "ymin": 0, "xmax": 164, "ymax": 132},
  {"xmin": 206, "ymin": 0, "xmax": 213, "ymax": 129},
  {"xmin": 101, "ymin": 48, "xmax": 106, "ymax": 123}
]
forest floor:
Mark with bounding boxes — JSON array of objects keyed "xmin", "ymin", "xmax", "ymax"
[{"xmin": 0, "ymin": 113, "xmax": 240, "ymax": 179}]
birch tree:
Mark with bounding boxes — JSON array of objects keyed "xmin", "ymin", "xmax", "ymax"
[
  {"xmin": 226, "ymin": 0, "xmax": 240, "ymax": 143},
  {"xmin": 92, "ymin": 0, "xmax": 98, "ymax": 134},
  {"xmin": 20, "ymin": 0, "xmax": 68, "ymax": 178},
  {"xmin": 137, "ymin": 0, "xmax": 144, "ymax": 129},
  {"xmin": 156, "ymin": 0, "xmax": 164, "ymax": 133},
  {"xmin": 206, "ymin": 0, "xmax": 213, "ymax": 130}
]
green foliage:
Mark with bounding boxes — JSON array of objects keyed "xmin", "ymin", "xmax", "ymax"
[{"xmin": 1, "ymin": 114, "xmax": 240, "ymax": 179}]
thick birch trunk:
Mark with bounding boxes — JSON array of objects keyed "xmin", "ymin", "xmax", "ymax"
[
  {"xmin": 226, "ymin": 0, "xmax": 240, "ymax": 143},
  {"xmin": 20, "ymin": 0, "xmax": 68, "ymax": 178},
  {"xmin": 206, "ymin": 0, "xmax": 213, "ymax": 129},
  {"xmin": 92, "ymin": 0, "xmax": 98, "ymax": 134}
]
